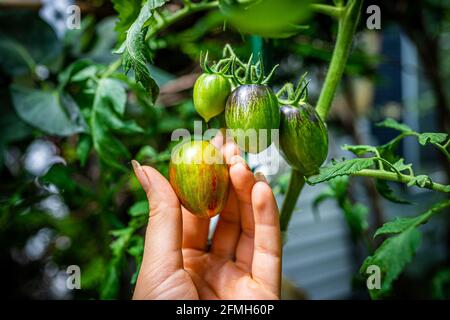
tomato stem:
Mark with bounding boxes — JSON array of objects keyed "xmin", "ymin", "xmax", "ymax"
[
  {"xmin": 280, "ymin": 0, "xmax": 364, "ymax": 239},
  {"xmin": 280, "ymin": 170, "xmax": 305, "ymax": 240},
  {"xmin": 315, "ymin": 0, "xmax": 364, "ymax": 121}
]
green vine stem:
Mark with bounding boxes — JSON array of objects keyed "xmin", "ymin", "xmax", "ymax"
[
  {"xmin": 145, "ymin": 1, "xmax": 219, "ymax": 40},
  {"xmin": 316, "ymin": 0, "xmax": 363, "ymax": 121},
  {"xmin": 354, "ymin": 169, "xmax": 450, "ymax": 193},
  {"xmin": 280, "ymin": 170, "xmax": 305, "ymax": 241},
  {"xmin": 280, "ymin": 0, "xmax": 364, "ymax": 234}
]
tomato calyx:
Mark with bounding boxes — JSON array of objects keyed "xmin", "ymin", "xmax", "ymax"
[
  {"xmin": 276, "ymin": 72, "xmax": 310, "ymax": 107},
  {"xmin": 230, "ymin": 53, "xmax": 279, "ymax": 86},
  {"xmin": 200, "ymin": 51, "xmax": 233, "ymax": 77}
]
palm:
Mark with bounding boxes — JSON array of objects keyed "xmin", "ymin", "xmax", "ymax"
[{"xmin": 132, "ymin": 137, "xmax": 281, "ymax": 300}]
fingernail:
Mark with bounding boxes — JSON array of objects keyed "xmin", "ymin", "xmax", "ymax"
[
  {"xmin": 255, "ymin": 172, "xmax": 268, "ymax": 184},
  {"xmin": 131, "ymin": 159, "xmax": 141, "ymax": 171},
  {"xmin": 230, "ymin": 155, "xmax": 249, "ymax": 170},
  {"xmin": 131, "ymin": 160, "xmax": 151, "ymax": 191}
]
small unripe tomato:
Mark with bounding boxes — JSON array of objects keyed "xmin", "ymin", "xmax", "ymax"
[
  {"xmin": 169, "ymin": 140, "xmax": 230, "ymax": 219},
  {"xmin": 193, "ymin": 73, "xmax": 231, "ymax": 123}
]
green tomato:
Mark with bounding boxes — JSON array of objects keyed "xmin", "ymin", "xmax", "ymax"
[
  {"xmin": 193, "ymin": 73, "xmax": 231, "ymax": 123},
  {"xmin": 279, "ymin": 104, "xmax": 328, "ymax": 176},
  {"xmin": 225, "ymin": 84, "xmax": 280, "ymax": 153},
  {"xmin": 169, "ymin": 140, "xmax": 230, "ymax": 219}
]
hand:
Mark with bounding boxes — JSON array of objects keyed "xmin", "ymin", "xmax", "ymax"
[{"xmin": 131, "ymin": 135, "xmax": 281, "ymax": 300}]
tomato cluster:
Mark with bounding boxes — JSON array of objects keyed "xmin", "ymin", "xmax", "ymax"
[{"xmin": 169, "ymin": 46, "xmax": 328, "ymax": 218}]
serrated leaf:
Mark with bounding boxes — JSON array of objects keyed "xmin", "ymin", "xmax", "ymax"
[
  {"xmin": 375, "ymin": 179, "xmax": 411, "ymax": 205},
  {"xmin": 377, "ymin": 135, "xmax": 404, "ymax": 164},
  {"xmin": 392, "ymin": 159, "xmax": 412, "ymax": 173},
  {"xmin": 115, "ymin": 0, "xmax": 165, "ymax": 104},
  {"xmin": 417, "ymin": 132, "xmax": 448, "ymax": 146},
  {"xmin": 376, "ymin": 118, "xmax": 413, "ymax": 133},
  {"xmin": 112, "ymin": 0, "xmax": 143, "ymax": 44},
  {"xmin": 11, "ymin": 85, "xmax": 87, "ymax": 136},
  {"xmin": 374, "ymin": 200, "xmax": 450, "ymax": 238},
  {"xmin": 307, "ymin": 158, "xmax": 376, "ymax": 185},
  {"xmin": 361, "ymin": 228, "xmax": 422, "ymax": 299},
  {"xmin": 342, "ymin": 144, "xmax": 378, "ymax": 156},
  {"xmin": 128, "ymin": 200, "xmax": 149, "ymax": 217}
]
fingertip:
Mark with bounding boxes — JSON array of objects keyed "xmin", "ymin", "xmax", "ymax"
[
  {"xmin": 222, "ymin": 143, "xmax": 240, "ymax": 164},
  {"xmin": 132, "ymin": 160, "xmax": 150, "ymax": 192},
  {"xmin": 252, "ymin": 181, "xmax": 279, "ymax": 223},
  {"xmin": 140, "ymin": 165, "xmax": 180, "ymax": 209}
]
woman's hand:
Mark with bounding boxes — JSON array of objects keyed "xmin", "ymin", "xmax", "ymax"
[{"xmin": 131, "ymin": 135, "xmax": 281, "ymax": 300}]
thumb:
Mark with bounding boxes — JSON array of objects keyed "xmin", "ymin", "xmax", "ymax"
[{"xmin": 131, "ymin": 160, "xmax": 184, "ymax": 296}]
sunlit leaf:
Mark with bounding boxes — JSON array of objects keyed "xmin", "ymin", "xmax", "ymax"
[{"xmin": 307, "ymin": 158, "xmax": 375, "ymax": 185}]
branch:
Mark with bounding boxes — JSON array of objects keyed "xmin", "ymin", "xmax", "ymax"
[
  {"xmin": 280, "ymin": 170, "xmax": 305, "ymax": 237},
  {"xmin": 316, "ymin": 0, "xmax": 364, "ymax": 120},
  {"xmin": 145, "ymin": 1, "xmax": 219, "ymax": 40},
  {"xmin": 310, "ymin": 3, "xmax": 345, "ymax": 19},
  {"xmin": 354, "ymin": 169, "xmax": 450, "ymax": 194}
]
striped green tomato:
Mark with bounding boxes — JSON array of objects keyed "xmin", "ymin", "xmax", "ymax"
[
  {"xmin": 169, "ymin": 140, "xmax": 230, "ymax": 218},
  {"xmin": 279, "ymin": 104, "xmax": 328, "ymax": 177},
  {"xmin": 225, "ymin": 84, "xmax": 280, "ymax": 153}
]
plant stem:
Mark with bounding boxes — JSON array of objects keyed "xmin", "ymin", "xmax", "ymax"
[
  {"xmin": 310, "ymin": 4, "xmax": 345, "ymax": 19},
  {"xmin": 354, "ymin": 169, "xmax": 450, "ymax": 193},
  {"xmin": 102, "ymin": 58, "xmax": 122, "ymax": 78},
  {"xmin": 145, "ymin": 1, "xmax": 219, "ymax": 40},
  {"xmin": 280, "ymin": 0, "xmax": 364, "ymax": 235},
  {"xmin": 280, "ymin": 170, "xmax": 305, "ymax": 237},
  {"xmin": 316, "ymin": 0, "xmax": 364, "ymax": 121}
]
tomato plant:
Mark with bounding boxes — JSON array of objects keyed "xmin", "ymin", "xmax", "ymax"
[{"xmin": 1, "ymin": 0, "xmax": 450, "ymax": 300}]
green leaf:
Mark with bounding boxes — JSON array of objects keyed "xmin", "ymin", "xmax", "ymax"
[
  {"xmin": 128, "ymin": 200, "xmax": 149, "ymax": 217},
  {"xmin": 342, "ymin": 201, "xmax": 369, "ymax": 240},
  {"xmin": 362, "ymin": 200, "xmax": 450, "ymax": 298},
  {"xmin": 76, "ymin": 134, "xmax": 92, "ymax": 167},
  {"xmin": 0, "ymin": 11, "xmax": 61, "ymax": 75},
  {"xmin": 115, "ymin": 0, "xmax": 165, "ymax": 103},
  {"xmin": 376, "ymin": 118, "xmax": 413, "ymax": 133},
  {"xmin": 112, "ymin": 0, "xmax": 144, "ymax": 44},
  {"xmin": 58, "ymin": 60, "xmax": 97, "ymax": 87},
  {"xmin": 391, "ymin": 159, "xmax": 412, "ymax": 173},
  {"xmin": 91, "ymin": 78, "xmax": 143, "ymax": 170},
  {"xmin": 100, "ymin": 261, "xmax": 121, "ymax": 299},
  {"xmin": 375, "ymin": 179, "xmax": 411, "ymax": 205},
  {"xmin": 307, "ymin": 158, "xmax": 376, "ymax": 185},
  {"xmin": 432, "ymin": 268, "xmax": 450, "ymax": 299},
  {"xmin": 374, "ymin": 200, "xmax": 450, "ymax": 238},
  {"xmin": 360, "ymin": 227, "xmax": 422, "ymax": 299},
  {"xmin": 11, "ymin": 85, "xmax": 87, "ymax": 136},
  {"xmin": 377, "ymin": 135, "xmax": 404, "ymax": 164},
  {"xmin": 127, "ymin": 235, "xmax": 144, "ymax": 285},
  {"xmin": 407, "ymin": 175, "xmax": 431, "ymax": 188},
  {"xmin": 342, "ymin": 144, "xmax": 378, "ymax": 156},
  {"xmin": 417, "ymin": 132, "xmax": 448, "ymax": 146}
]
